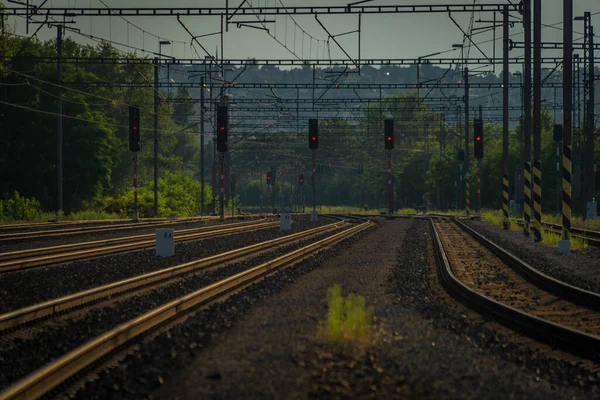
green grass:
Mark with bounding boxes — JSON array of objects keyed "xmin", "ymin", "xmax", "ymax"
[
  {"xmin": 543, "ymin": 213, "xmax": 600, "ymax": 232},
  {"xmin": 321, "ymin": 206, "xmax": 417, "ymax": 215},
  {"xmin": 322, "ymin": 206, "xmax": 380, "ymax": 215},
  {"xmin": 0, "ymin": 210, "xmax": 123, "ymax": 225},
  {"xmin": 319, "ymin": 284, "xmax": 373, "ymax": 347},
  {"xmin": 541, "ymin": 230, "xmax": 587, "ymax": 251},
  {"xmin": 481, "ymin": 210, "xmax": 513, "ymax": 230},
  {"xmin": 479, "ymin": 210, "xmax": 588, "ymax": 251}
]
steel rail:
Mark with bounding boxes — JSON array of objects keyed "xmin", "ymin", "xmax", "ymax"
[
  {"xmin": 0, "ymin": 219, "xmax": 159, "ymax": 231},
  {"xmin": 0, "ymin": 220, "xmax": 278, "ymax": 273},
  {"xmin": 0, "ymin": 216, "xmax": 217, "ymax": 243},
  {"xmin": 430, "ymin": 218, "xmax": 600, "ymax": 359},
  {"xmin": 0, "ymin": 219, "xmax": 270, "ymax": 263},
  {"xmin": 453, "ymin": 219, "xmax": 600, "ymax": 307},
  {"xmin": 0, "ymin": 221, "xmax": 371, "ymax": 400},
  {"xmin": 0, "ymin": 222, "xmax": 347, "ymax": 332}
]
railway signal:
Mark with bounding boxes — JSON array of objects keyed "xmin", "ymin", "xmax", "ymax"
[
  {"xmin": 128, "ymin": 106, "xmax": 140, "ymax": 152},
  {"xmin": 474, "ymin": 119, "xmax": 484, "ymax": 159},
  {"xmin": 308, "ymin": 119, "xmax": 319, "ymax": 150},
  {"xmin": 217, "ymin": 105, "xmax": 228, "ymax": 153},
  {"xmin": 553, "ymin": 124, "xmax": 563, "ymax": 142},
  {"xmin": 299, "ymin": 174, "xmax": 304, "ymax": 185},
  {"xmin": 384, "ymin": 119, "xmax": 394, "ymax": 150},
  {"xmin": 267, "ymin": 171, "xmax": 272, "ymax": 185}
]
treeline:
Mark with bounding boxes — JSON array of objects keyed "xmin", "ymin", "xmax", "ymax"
[
  {"xmin": 231, "ymin": 92, "xmax": 600, "ymax": 215},
  {"xmin": 0, "ymin": 20, "xmax": 211, "ymax": 218},
  {"xmin": 2, "ymin": 11, "xmax": 599, "ymax": 220}
]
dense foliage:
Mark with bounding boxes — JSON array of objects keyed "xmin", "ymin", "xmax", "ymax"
[{"xmin": 0, "ymin": 15, "xmax": 205, "ymax": 218}]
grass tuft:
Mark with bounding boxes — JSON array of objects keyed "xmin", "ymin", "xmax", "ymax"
[
  {"xmin": 319, "ymin": 284, "xmax": 373, "ymax": 347},
  {"xmin": 481, "ymin": 210, "xmax": 513, "ymax": 230}
]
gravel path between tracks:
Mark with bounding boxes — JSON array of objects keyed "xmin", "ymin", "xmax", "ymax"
[
  {"xmin": 70, "ymin": 222, "xmax": 376, "ymax": 400},
  {"xmin": 0, "ymin": 217, "xmax": 262, "ymax": 252},
  {"xmin": 465, "ymin": 220, "xmax": 600, "ymax": 295},
  {"xmin": 0, "ymin": 225, "xmax": 346, "ymax": 391},
  {"xmin": 135, "ymin": 218, "xmax": 593, "ymax": 400},
  {"xmin": 0, "ymin": 217, "xmax": 328, "ymax": 313}
]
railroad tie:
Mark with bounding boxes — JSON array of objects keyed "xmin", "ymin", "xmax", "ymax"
[
  {"xmin": 533, "ymin": 160, "xmax": 542, "ymax": 242},
  {"xmin": 465, "ymin": 179, "xmax": 471, "ymax": 216},
  {"xmin": 524, "ymin": 161, "xmax": 532, "ymax": 237},
  {"xmin": 562, "ymin": 144, "xmax": 572, "ymax": 241},
  {"xmin": 503, "ymin": 173, "xmax": 510, "ymax": 230}
]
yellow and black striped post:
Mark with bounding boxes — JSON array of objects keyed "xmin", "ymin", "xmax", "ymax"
[
  {"xmin": 533, "ymin": 160, "xmax": 542, "ymax": 242},
  {"xmin": 503, "ymin": 174, "xmax": 510, "ymax": 229},
  {"xmin": 524, "ymin": 162, "xmax": 532, "ymax": 236},
  {"xmin": 465, "ymin": 180, "xmax": 471, "ymax": 215},
  {"xmin": 562, "ymin": 145, "xmax": 572, "ymax": 241},
  {"xmin": 561, "ymin": 0, "xmax": 572, "ymax": 247}
]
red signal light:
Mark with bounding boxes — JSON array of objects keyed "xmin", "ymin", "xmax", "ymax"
[
  {"xmin": 311, "ymin": 136, "xmax": 316, "ymax": 141},
  {"xmin": 476, "ymin": 136, "xmax": 481, "ymax": 141},
  {"xmin": 132, "ymin": 126, "xmax": 137, "ymax": 131},
  {"xmin": 387, "ymin": 136, "xmax": 392, "ymax": 141},
  {"xmin": 219, "ymin": 126, "xmax": 225, "ymax": 131}
]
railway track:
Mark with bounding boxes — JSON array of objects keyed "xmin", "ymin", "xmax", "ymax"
[
  {"xmin": 512, "ymin": 219, "xmax": 600, "ymax": 247},
  {"xmin": 0, "ymin": 220, "xmax": 371, "ymax": 399},
  {"xmin": 0, "ymin": 216, "xmax": 249, "ymax": 244},
  {"xmin": 0, "ymin": 219, "xmax": 277, "ymax": 273},
  {"xmin": 431, "ymin": 218, "xmax": 600, "ymax": 362},
  {"xmin": 0, "ymin": 217, "xmax": 184, "ymax": 232}
]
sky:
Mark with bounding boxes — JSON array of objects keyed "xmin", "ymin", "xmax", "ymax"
[{"xmin": 5, "ymin": 0, "xmax": 600, "ymax": 68}]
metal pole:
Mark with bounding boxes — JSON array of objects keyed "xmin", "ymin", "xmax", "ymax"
[
  {"xmin": 523, "ymin": 0, "xmax": 532, "ymax": 237},
  {"xmin": 231, "ymin": 173, "xmax": 235, "ymax": 218},
  {"xmin": 133, "ymin": 154, "xmax": 139, "ymax": 221},
  {"xmin": 312, "ymin": 151, "xmax": 317, "ymax": 212},
  {"xmin": 459, "ymin": 163, "xmax": 463, "ymax": 210},
  {"xmin": 477, "ymin": 160, "xmax": 482, "ymax": 217},
  {"xmin": 220, "ymin": 153, "xmax": 225, "ymax": 221},
  {"xmin": 56, "ymin": 25, "xmax": 63, "ymax": 214},
  {"xmin": 584, "ymin": 20, "xmax": 595, "ymax": 213},
  {"xmin": 388, "ymin": 150, "xmax": 392, "ymax": 215},
  {"xmin": 556, "ymin": 142, "xmax": 561, "ymax": 215},
  {"xmin": 502, "ymin": 5, "xmax": 510, "ymax": 230},
  {"xmin": 562, "ymin": 0, "xmax": 573, "ymax": 245},
  {"xmin": 464, "ymin": 68, "xmax": 470, "ymax": 215},
  {"xmin": 272, "ymin": 166, "xmax": 276, "ymax": 212},
  {"xmin": 153, "ymin": 58, "xmax": 159, "ymax": 217},
  {"xmin": 200, "ymin": 76, "xmax": 205, "ymax": 216},
  {"xmin": 532, "ymin": 0, "xmax": 542, "ymax": 242}
]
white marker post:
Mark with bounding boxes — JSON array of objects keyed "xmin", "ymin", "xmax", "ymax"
[
  {"xmin": 280, "ymin": 212, "xmax": 292, "ymax": 231},
  {"xmin": 310, "ymin": 210, "xmax": 319, "ymax": 222},
  {"xmin": 156, "ymin": 229, "xmax": 175, "ymax": 257}
]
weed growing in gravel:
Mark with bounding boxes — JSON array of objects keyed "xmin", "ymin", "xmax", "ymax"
[
  {"xmin": 319, "ymin": 284, "xmax": 373, "ymax": 347},
  {"xmin": 541, "ymin": 230, "xmax": 587, "ymax": 251}
]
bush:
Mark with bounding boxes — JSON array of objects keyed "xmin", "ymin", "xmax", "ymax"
[
  {"xmin": 0, "ymin": 191, "xmax": 43, "ymax": 222},
  {"xmin": 115, "ymin": 172, "xmax": 213, "ymax": 218}
]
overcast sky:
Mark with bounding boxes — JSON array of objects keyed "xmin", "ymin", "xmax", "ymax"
[{"xmin": 6, "ymin": 0, "xmax": 600, "ymax": 67}]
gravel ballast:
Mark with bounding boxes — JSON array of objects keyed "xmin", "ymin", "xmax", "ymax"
[
  {"xmin": 0, "ymin": 226, "xmax": 346, "ymax": 391},
  {"xmin": 466, "ymin": 220, "xmax": 600, "ymax": 294},
  {"xmin": 0, "ymin": 218, "xmax": 329, "ymax": 313},
  {"xmin": 135, "ymin": 218, "xmax": 594, "ymax": 399},
  {"xmin": 71, "ymin": 223, "xmax": 374, "ymax": 399}
]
